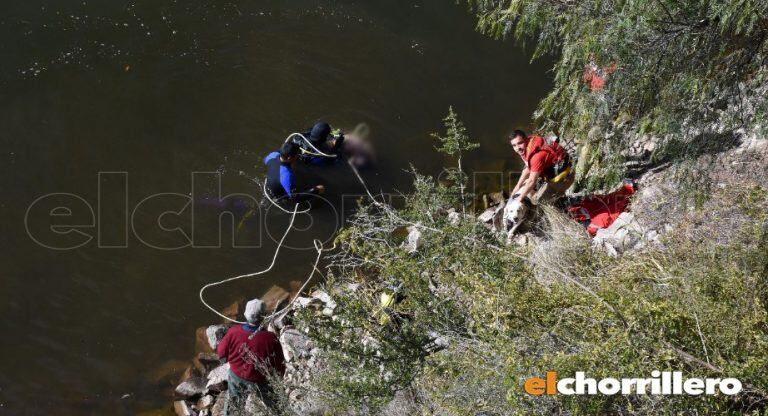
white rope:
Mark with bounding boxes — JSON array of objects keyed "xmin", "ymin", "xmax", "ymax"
[
  {"xmin": 198, "ymin": 132, "xmax": 340, "ymax": 325},
  {"xmin": 199, "ymin": 204, "xmax": 301, "ymax": 325},
  {"xmin": 261, "ymin": 180, "xmax": 311, "ymax": 214},
  {"xmin": 262, "ymin": 239, "xmax": 329, "ymax": 323},
  {"xmin": 284, "ymin": 132, "xmax": 338, "ymax": 158}
]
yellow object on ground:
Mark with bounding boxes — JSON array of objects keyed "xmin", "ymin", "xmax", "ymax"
[
  {"xmin": 551, "ymin": 166, "xmax": 572, "ymax": 184},
  {"xmin": 377, "ymin": 292, "xmax": 395, "ymax": 325}
]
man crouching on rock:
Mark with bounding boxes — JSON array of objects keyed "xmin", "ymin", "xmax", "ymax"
[
  {"xmin": 216, "ymin": 299, "xmax": 285, "ymax": 414},
  {"xmin": 509, "ymin": 129, "xmax": 574, "ymax": 205}
]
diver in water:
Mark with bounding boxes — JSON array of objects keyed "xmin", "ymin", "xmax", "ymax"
[
  {"xmin": 263, "ymin": 142, "xmax": 324, "ymax": 206},
  {"xmin": 291, "ymin": 121, "xmax": 345, "ymax": 166},
  {"xmin": 290, "ymin": 121, "xmax": 376, "ymax": 169}
]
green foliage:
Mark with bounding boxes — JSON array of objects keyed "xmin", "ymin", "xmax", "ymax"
[
  {"xmin": 431, "ymin": 107, "xmax": 480, "ymax": 210},
  {"xmin": 296, "ymin": 162, "xmax": 768, "ymax": 414},
  {"xmin": 466, "ymin": 0, "xmax": 768, "ymax": 190},
  {"xmin": 431, "ymin": 106, "xmax": 479, "ymax": 157}
]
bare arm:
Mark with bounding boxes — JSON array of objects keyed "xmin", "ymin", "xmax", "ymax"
[
  {"xmin": 511, "ymin": 167, "xmax": 530, "ymax": 196},
  {"xmin": 516, "ymin": 170, "xmax": 541, "ymax": 202}
]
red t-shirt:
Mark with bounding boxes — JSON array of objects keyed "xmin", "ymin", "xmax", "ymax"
[
  {"xmin": 523, "ymin": 135, "xmax": 564, "ymax": 176},
  {"xmin": 216, "ymin": 325, "xmax": 286, "ymax": 383}
]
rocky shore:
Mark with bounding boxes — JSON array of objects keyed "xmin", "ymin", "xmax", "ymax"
[
  {"xmin": 158, "ymin": 283, "xmax": 336, "ymax": 416},
  {"xmin": 160, "ymin": 113, "xmax": 767, "ymax": 415}
]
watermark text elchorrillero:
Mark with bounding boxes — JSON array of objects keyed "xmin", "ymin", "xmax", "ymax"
[{"xmin": 524, "ymin": 371, "xmax": 742, "ymax": 396}]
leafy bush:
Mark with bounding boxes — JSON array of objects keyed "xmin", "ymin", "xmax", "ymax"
[
  {"xmin": 293, "ymin": 112, "xmax": 768, "ymax": 414},
  {"xmin": 465, "ymin": 0, "xmax": 768, "ymax": 190}
]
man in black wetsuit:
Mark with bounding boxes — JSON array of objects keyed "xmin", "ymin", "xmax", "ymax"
[
  {"xmin": 263, "ymin": 142, "xmax": 324, "ymax": 204},
  {"xmin": 298, "ymin": 122, "xmax": 345, "ymax": 166}
]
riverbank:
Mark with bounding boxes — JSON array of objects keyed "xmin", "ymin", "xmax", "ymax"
[{"xmin": 162, "ymin": 123, "xmax": 766, "ymax": 415}]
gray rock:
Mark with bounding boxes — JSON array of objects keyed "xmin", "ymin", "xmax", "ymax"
[
  {"xmin": 309, "ymin": 290, "xmax": 337, "ymax": 311},
  {"xmin": 593, "ymin": 212, "xmax": 645, "ymax": 255},
  {"xmin": 478, "ymin": 205, "xmax": 505, "ymax": 231},
  {"xmin": 644, "ymin": 229, "xmax": 659, "ymax": 243},
  {"xmin": 288, "ymin": 388, "xmax": 329, "ymax": 416},
  {"xmin": 281, "ymin": 328, "xmax": 313, "ymax": 362},
  {"xmin": 205, "ymin": 325, "xmax": 228, "ymax": 351},
  {"xmin": 196, "ymin": 394, "xmax": 216, "ymax": 410},
  {"xmin": 477, "ymin": 208, "xmax": 496, "ymax": 223},
  {"xmin": 174, "ymin": 400, "xmax": 197, "ymax": 416},
  {"xmin": 270, "ymin": 308, "xmax": 291, "ymax": 331},
  {"xmin": 295, "ymin": 296, "xmax": 322, "ymax": 309},
  {"xmin": 403, "ymin": 225, "xmax": 422, "ymax": 253},
  {"xmin": 644, "ymin": 139, "xmax": 657, "ymax": 153},
  {"xmin": 175, "ymin": 376, "xmax": 207, "ymax": 399},
  {"xmin": 210, "ymin": 392, "xmax": 226, "ymax": 416},
  {"xmin": 447, "ymin": 210, "xmax": 461, "ymax": 225},
  {"xmin": 194, "ymin": 352, "xmax": 223, "ymax": 374},
  {"xmin": 205, "ymin": 363, "xmax": 230, "ymax": 393}
]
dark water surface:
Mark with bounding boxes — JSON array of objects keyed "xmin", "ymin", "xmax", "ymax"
[{"xmin": 0, "ymin": 0, "xmax": 551, "ymax": 413}]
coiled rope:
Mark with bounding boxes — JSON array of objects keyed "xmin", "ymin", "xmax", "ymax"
[{"xmin": 199, "ymin": 131, "xmax": 339, "ymax": 325}]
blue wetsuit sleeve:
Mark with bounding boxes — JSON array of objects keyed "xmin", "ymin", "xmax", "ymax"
[
  {"xmin": 264, "ymin": 152, "xmax": 279, "ymax": 165},
  {"xmin": 279, "ymin": 166, "xmax": 294, "ymax": 198}
]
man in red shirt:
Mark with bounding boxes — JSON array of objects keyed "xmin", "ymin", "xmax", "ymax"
[
  {"xmin": 509, "ymin": 129, "xmax": 574, "ymax": 204},
  {"xmin": 216, "ymin": 299, "xmax": 285, "ymax": 415}
]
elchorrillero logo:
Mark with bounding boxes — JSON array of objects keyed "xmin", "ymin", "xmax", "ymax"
[{"xmin": 524, "ymin": 371, "xmax": 742, "ymax": 396}]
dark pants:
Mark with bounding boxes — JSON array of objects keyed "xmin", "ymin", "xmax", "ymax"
[{"xmin": 224, "ymin": 370, "xmax": 275, "ymax": 415}]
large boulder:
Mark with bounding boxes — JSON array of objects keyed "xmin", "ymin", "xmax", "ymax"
[
  {"xmin": 281, "ymin": 328, "xmax": 313, "ymax": 362},
  {"xmin": 477, "ymin": 205, "xmax": 504, "ymax": 230},
  {"xmin": 592, "ymin": 212, "xmax": 645, "ymax": 255},
  {"xmin": 173, "ymin": 400, "xmax": 196, "ymax": 416},
  {"xmin": 205, "ymin": 363, "xmax": 230, "ymax": 393},
  {"xmin": 195, "ymin": 327, "xmax": 214, "ymax": 354},
  {"xmin": 220, "ymin": 297, "xmax": 246, "ymax": 323},
  {"xmin": 261, "ymin": 285, "xmax": 291, "ymax": 314},
  {"xmin": 193, "ymin": 352, "xmax": 222, "ymax": 374},
  {"xmin": 205, "ymin": 325, "xmax": 228, "ymax": 351},
  {"xmin": 175, "ymin": 376, "xmax": 207, "ymax": 400},
  {"xmin": 210, "ymin": 392, "xmax": 227, "ymax": 416}
]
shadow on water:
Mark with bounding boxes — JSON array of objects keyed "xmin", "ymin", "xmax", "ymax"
[{"xmin": 0, "ymin": 0, "xmax": 551, "ymax": 413}]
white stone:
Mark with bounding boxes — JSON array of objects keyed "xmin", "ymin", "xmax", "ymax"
[
  {"xmin": 593, "ymin": 212, "xmax": 644, "ymax": 255},
  {"xmin": 196, "ymin": 394, "xmax": 216, "ymax": 410},
  {"xmin": 403, "ymin": 226, "xmax": 422, "ymax": 253},
  {"xmin": 281, "ymin": 328, "xmax": 313, "ymax": 362},
  {"xmin": 205, "ymin": 363, "xmax": 230, "ymax": 393},
  {"xmin": 205, "ymin": 325, "xmax": 228, "ymax": 351},
  {"xmin": 295, "ymin": 296, "xmax": 320, "ymax": 309},
  {"xmin": 477, "ymin": 208, "xmax": 496, "ymax": 223},
  {"xmin": 173, "ymin": 400, "xmax": 196, "ymax": 416},
  {"xmin": 175, "ymin": 377, "xmax": 207, "ymax": 399},
  {"xmin": 310, "ymin": 290, "xmax": 337, "ymax": 310}
]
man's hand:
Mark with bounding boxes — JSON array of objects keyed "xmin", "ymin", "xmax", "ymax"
[
  {"xmin": 516, "ymin": 171, "xmax": 540, "ymax": 202},
  {"xmin": 314, "ymin": 185, "xmax": 326, "ymax": 195},
  {"xmin": 511, "ymin": 167, "xmax": 529, "ymax": 196}
]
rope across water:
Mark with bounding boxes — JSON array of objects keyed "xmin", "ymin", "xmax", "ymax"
[{"xmin": 199, "ymin": 132, "xmax": 339, "ymax": 325}]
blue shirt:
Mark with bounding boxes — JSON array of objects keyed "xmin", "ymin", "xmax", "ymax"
[{"xmin": 264, "ymin": 152, "xmax": 294, "ymax": 198}]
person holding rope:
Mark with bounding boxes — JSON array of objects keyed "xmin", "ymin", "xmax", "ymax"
[
  {"xmin": 292, "ymin": 121, "xmax": 345, "ymax": 166},
  {"xmin": 216, "ymin": 299, "xmax": 286, "ymax": 414},
  {"xmin": 263, "ymin": 141, "xmax": 325, "ymax": 206}
]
